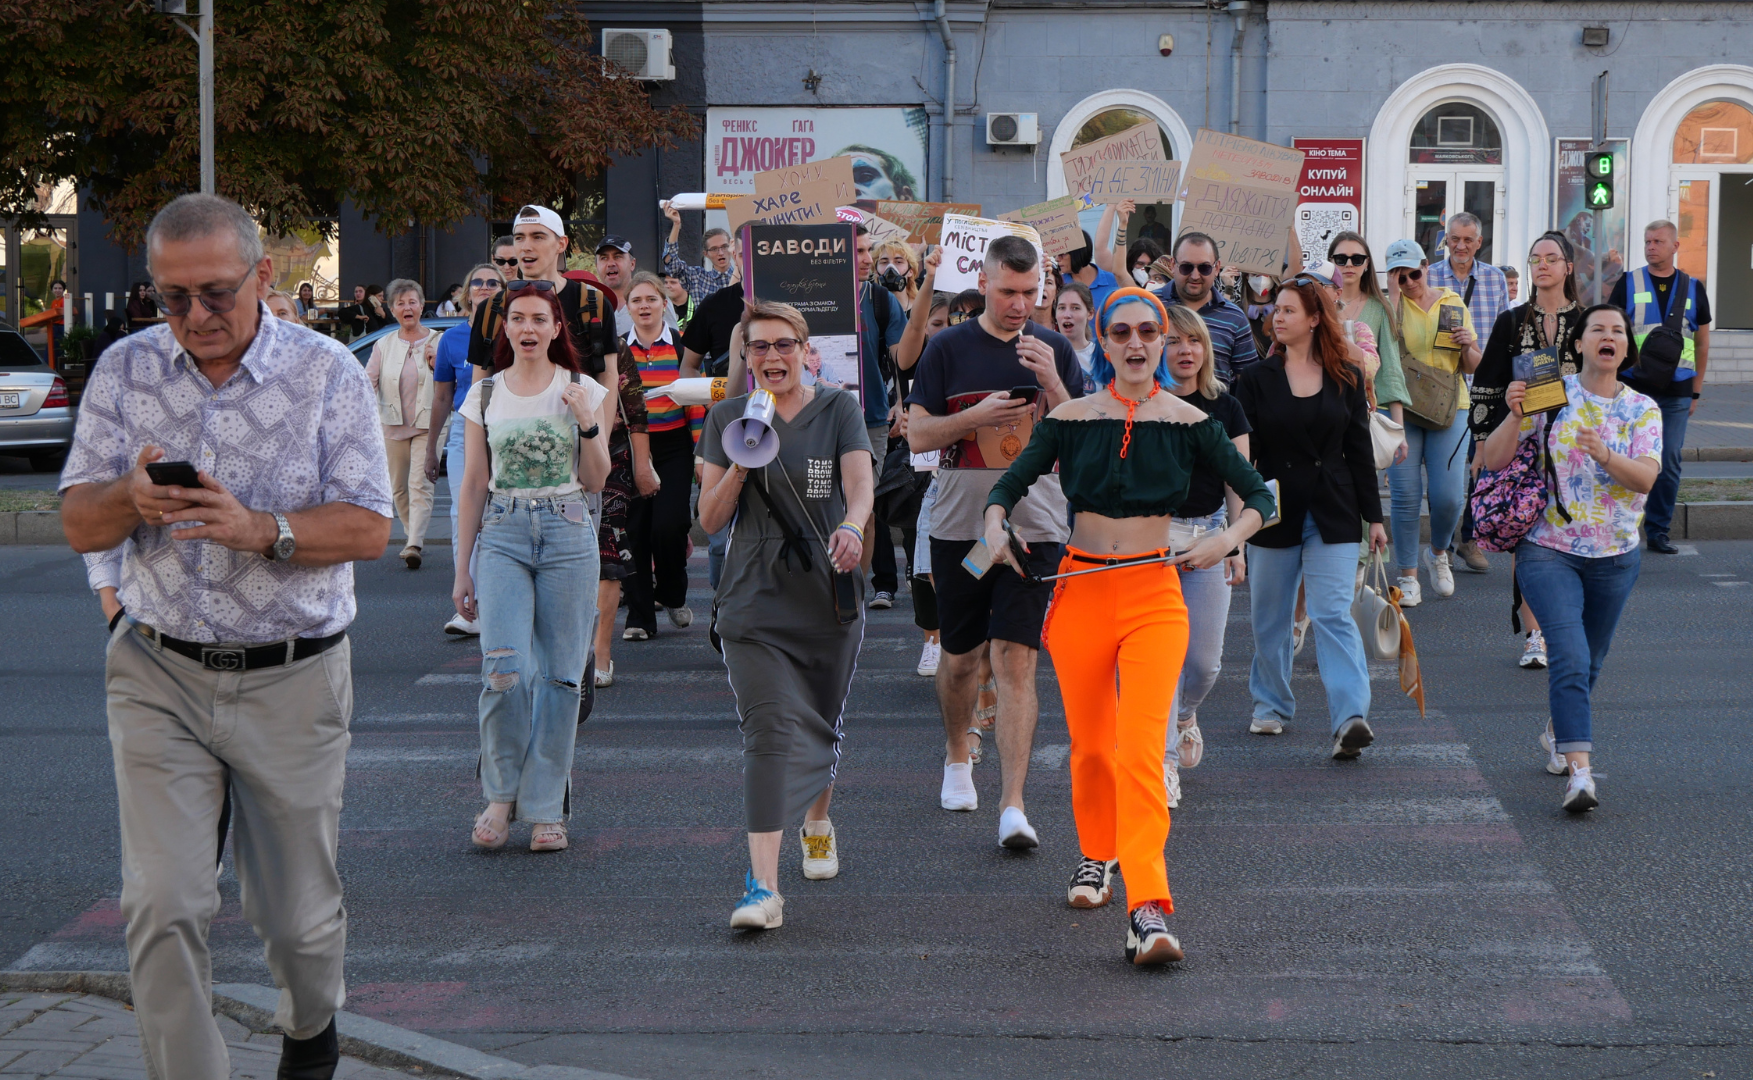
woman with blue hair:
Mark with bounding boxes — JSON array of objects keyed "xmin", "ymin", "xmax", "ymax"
[{"xmin": 983, "ymin": 287, "xmax": 1276, "ymax": 966}]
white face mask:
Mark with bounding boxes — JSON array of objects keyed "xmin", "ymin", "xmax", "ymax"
[
  {"xmin": 1131, "ymin": 268, "xmax": 1151, "ymax": 287},
  {"xmin": 1249, "ymin": 275, "xmax": 1273, "ymax": 295}
]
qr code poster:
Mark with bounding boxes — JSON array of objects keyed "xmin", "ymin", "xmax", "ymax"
[{"xmin": 1296, "ymin": 203, "xmax": 1357, "ymax": 268}]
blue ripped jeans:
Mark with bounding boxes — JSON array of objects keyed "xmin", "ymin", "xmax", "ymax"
[{"xmin": 476, "ymin": 494, "xmax": 599, "ymax": 822}]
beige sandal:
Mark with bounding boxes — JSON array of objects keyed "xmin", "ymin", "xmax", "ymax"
[
  {"xmin": 530, "ymin": 821, "xmax": 568, "ymax": 852},
  {"xmin": 471, "ymin": 804, "xmax": 511, "ymax": 849}
]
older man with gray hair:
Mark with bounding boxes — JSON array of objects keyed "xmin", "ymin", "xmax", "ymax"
[{"xmin": 60, "ymin": 193, "xmax": 393, "ymax": 1080}]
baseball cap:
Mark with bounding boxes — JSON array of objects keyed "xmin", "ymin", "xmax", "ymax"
[
  {"xmin": 595, "ymin": 235, "xmax": 633, "ymax": 255},
  {"xmin": 513, "ymin": 204, "xmax": 566, "ymax": 237},
  {"xmin": 1383, "ymin": 239, "xmax": 1425, "ymax": 271},
  {"xmin": 1300, "ymin": 260, "xmax": 1338, "ymax": 287}
]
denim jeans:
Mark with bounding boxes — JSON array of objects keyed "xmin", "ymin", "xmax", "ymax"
[
  {"xmin": 1388, "ymin": 410, "xmax": 1469, "ymax": 571},
  {"xmin": 476, "ymin": 495, "xmax": 599, "ymax": 822},
  {"xmin": 1172, "ymin": 510, "xmax": 1231, "ymax": 724},
  {"xmin": 1643, "ymin": 394, "xmax": 1691, "ymax": 539},
  {"xmin": 1247, "ymin": 516, "xmax": 1372, "ymax": 732},
  {"xmin": 1514, "ymin": 541, "xmax": 1641, "ymax": 753},
  {"xmin": 445, "ymin": 420, "xmax": 477, "ymax": 581}
]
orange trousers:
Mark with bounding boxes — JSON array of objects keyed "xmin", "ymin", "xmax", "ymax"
[{"xmin": 1042, "ymin": 547, "xmax": 1189, "ymax": 912}]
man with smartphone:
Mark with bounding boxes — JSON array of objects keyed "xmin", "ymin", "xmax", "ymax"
[
  {"xmin": 59, "ymin": 193, "xmax": 393, "ymax": 1080},
  {"xmin": 906, "ymin": 235, "xmax": 1084, "ymax": 849}
]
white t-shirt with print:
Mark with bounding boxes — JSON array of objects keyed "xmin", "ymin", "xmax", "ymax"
[
  {"xmin": 1524, "ymin": 375, "xmax": 1662, "ymax": 558},
  {"xmin": 459, "ymin": 367, "xmax": 607, "ymax": 498}
]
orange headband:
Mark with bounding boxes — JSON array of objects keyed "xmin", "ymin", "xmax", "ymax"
[{"xmin": 1098, "ymin": 286, "xmax": 1170, "ymax": 334}]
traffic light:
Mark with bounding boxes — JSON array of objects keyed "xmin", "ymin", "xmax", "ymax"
[{"xmin": 1586, "ymin": 149, "xmax": 1615, "ymax": 209}]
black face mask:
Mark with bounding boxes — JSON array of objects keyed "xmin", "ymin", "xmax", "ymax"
[{"xmin": 877, "ymin": 266, "xmax": 909, "ymax": 293}]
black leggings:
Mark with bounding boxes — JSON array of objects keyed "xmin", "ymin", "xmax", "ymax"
[{"xmin": 625, "ymin": 427, "xmax": 696, "ymax": 632}]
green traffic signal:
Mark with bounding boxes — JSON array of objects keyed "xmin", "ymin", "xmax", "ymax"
[{"xmin": 1588, "ymin": 179, "xmax": 1614, "ymax": 209}]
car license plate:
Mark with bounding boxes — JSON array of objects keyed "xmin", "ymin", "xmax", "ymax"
[{"xmin": 0, "ymin": 392, "xmax": 18, "ymax": 409}]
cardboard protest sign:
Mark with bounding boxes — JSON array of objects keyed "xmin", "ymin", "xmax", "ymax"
[
  {"xmin": 1060, "ymin": 121, "xmax": 1167, "ymax": 203},
  {"xmin": 1075, "ymin": 159, "xmax": 1184, "ymax": 205},
  {"xmin": 740, "ymin": 223, "xmax": 863, "ymax": 402},
  {"xmin": 998, "ymin": 196, "xmax": 1083, "ymax": 257},
  {"xmin": 725, "ymin": 179, "xmax": 840, "ymax": 232},
  {"xmin": 935, "ymin": 214, "xmax": 1047, "ymax": 304},
  {"xmin": 860, "ymin": 200, "xmax": 982, "ymax": 244},
  {"xmin": 1176, "ymin": 128, "xmax": 1306, "ymax": 275},
  {"xmin": 837, "ymin": 208, "xmax": 911, "ymax": 248},
  {"xmin": 754, "ymin": 155, "xmax": 857, "ymax": 205}
]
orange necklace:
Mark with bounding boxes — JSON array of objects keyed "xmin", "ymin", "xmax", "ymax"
[{"xmin": 1109, "ymin": 382, "xmax": 1158, "ymax": 459}]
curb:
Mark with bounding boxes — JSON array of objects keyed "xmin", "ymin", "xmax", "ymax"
[{"xmin": 0, "ymin": 971, "xmax": 641, "ymax": 1080}]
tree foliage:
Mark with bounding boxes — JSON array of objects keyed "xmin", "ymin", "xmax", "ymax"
[{"xmin": 0, "ymin": 0, "xmax": 697, "ymax": 243}]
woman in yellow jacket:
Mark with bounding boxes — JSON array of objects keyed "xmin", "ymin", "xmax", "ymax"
[
  {"xmin": 366, "ymin": 278, "xmax": 441, "ymax": 568},
  {"xmin": 1383, "ymin": 239, "xmax": 1482, "ymax": 605}
]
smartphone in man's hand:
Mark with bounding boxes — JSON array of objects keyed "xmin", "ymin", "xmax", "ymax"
[{"xmin": 145, "ymin": 461, "xmax": 202, "ymax": 489}]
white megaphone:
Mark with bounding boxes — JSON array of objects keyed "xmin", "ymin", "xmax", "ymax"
[{"xmin": 723, "ymin": 389, "xmax": 781, "ymax": 469}]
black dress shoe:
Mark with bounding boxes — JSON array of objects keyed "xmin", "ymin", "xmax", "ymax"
[
  {"xmin": 278, "ymin": 1017, "xmax": 339, "ymax": 1080},
  {"xmin": 1646, "ymin": 533, "xmax": 1680, "ymax": 554}
]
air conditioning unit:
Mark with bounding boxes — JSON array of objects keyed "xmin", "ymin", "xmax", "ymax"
[
  {"xmin": 986, "ymin": 112, "xmax": 1040, "ymax": 147},
  {"xmin": 602, "ymin": 29, "xmax": 675, "ymax": 81}
]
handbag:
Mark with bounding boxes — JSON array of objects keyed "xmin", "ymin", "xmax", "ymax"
[
  {"xmin": 1628, "ymin": 270, "xmax": 1691, "ymax": 389},
  {"xmin": 1468, "ymin": 416, "xmax": 1568, "ymax": 553},
  {"xmin": 1400, "ymin": 347, "xmax": 1459, "ymax": 430},
  {"xmin": 1370, "ymin": 411, "xmax": 1406, "ymax": 470},
  {"xmin": 1351, "ymin": 554, "xmax": 1402, "ymax": 661}
]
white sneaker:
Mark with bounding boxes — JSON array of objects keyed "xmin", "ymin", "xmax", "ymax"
[
  {"xmin": 1163, "ymin": 758, "xmax": 1182, "ymax": 809},
  {"xmin": 730, "ymin": 872, "xmax": 784, "ymax": 930},
  {"xmin": 1292, "ymin": 614, "xmax": 1311, "ymax": 656},
  {"xmin": 1067, "ymin": 856, "xmax": 1118, "ymax": 908},
  {"xmin": 665, "ymin": 605, "xmax": 693, "ymax": 628},
  {"xmin": 998, "ymin": 806, "xmax": 1039, "ymax": 849},
  {"xmin": 1520, "ymin": 630, "xmax": 1548, "ymax": 669},
  {"xmin": 594, "ymin": 661, "xmax": 615, "ymax": 689},
  {"xmin": 800, "ymin": 819, "xmax": 838, "ymax": 880},
  {"xmin": 1539, "ymin": 721, "xmax": 1568, "ymax": 775},
  {"xmin": 443, "ymin": 613, "xmax": 479, "ymax": 636},
  {"xmin": 1331, "ymin": 716, "xmax": 1375, "ymax": 760},
  {"xmin": 1249, "ymin": 715, "xmax": 1285, "ymax": 736},
  {"xmin": 916, "ymin": 639, "xmax": 941, "ymax": 677},
  {"xmin": 1397, "ymin": 574, "xmax": 1422, "ymax": 608},
  {"xmin": 940, "ymin": 761, "xmax": 977, "ymax": 811},
  {"xmin": 1423, "ymin": 548, "xmax": 1455, "ymax": 598},
  {"xmin": 1175, "ymin": 719, "xmax": 1205, "ymax": 769},
  {"xmin": 1562, "ymin": 766, "xmax": 1598, "ymax": 813},
  {"xmin": 622, "ymin": 626, "xmax": 650, "ymax": 642}
]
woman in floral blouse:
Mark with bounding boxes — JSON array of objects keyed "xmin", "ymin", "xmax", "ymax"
[{"xmin": 1479, "ymin": 304, "xmax": 1660, "ymax": 814}]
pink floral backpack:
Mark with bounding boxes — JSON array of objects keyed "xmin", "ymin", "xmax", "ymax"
[{"xmin": 1468, "ymin": 416, "xmax": 1569, "ymax": 553}]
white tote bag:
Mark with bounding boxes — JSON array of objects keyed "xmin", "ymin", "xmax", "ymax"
[
  {"xmin": 1370, "ymin": 412, "xmax": 1407, "ymax": 470},
  {"xmin": 1351, "ymin": 554, "xmax": 1402, "ymax": 661}
]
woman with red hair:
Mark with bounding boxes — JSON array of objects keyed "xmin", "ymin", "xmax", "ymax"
[
  {"xmin": 984, "ymin": 287, "xmax": 1275, "ymax": 965},
  {"xmin": 1232, "ymin": 275, "xmax": 1388, "ymax": 759},
  {"xmin": 452, "ymin": 283, "xmax": 613, "ymax": 853}
]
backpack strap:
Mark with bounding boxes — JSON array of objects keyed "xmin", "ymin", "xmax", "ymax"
[{"xmin": 746, "ymin": 469, "xmax": 814, "ymax": 573}]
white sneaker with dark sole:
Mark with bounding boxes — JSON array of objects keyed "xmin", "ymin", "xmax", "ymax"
[
  {"xmin": 1562, "ymin": 766, "xmax": 1599, "ymax": 813},
  {"xmin": 665, "ymin": 605, "xmax": 693, "ymax": 628},
  {"xmin": 998, "ymin": 806, "xmax": 1039, "ymax": 850},
  {"xmin": 1250, "ymin": 715, "xmax": 1285, "ymax": 736},
  {"xmin": 1539, "ymin": 722, "xmax": 1568, "ymax": 775},
  {"xmin": 800, "ymin": 820, "xmax": 838, "ymax": 880},
  {"xmin": 1520, "ymin": 630, "xmax": 1548, "ymax": 669},
  {"xmin": 1332, "ymin": 716, "xmax": 1375, "ymax": 760},
  {"xmin": 1126, "ymin": 901, "xmax": 1184, "ymax": 965},
  {"xmin": 1067, "ymin": 856, "xmax": 1118, "ymax": 908},
  {"xmin": 869, "ymin": 591, "xmax": 894, "ymax": 610}
]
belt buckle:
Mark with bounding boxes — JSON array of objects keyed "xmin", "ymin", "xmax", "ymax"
[{"xmin": 201, "ymin": 646, "xmax": 247, "ymax": 671}]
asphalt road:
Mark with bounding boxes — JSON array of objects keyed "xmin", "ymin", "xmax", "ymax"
[{"xmin": 3, "ymin": 536, "xmax": 1750, "ymax": 1080}]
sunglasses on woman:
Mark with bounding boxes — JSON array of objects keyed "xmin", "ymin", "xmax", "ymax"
[
  {"xmin": 493, "ymin": 257, "xmax": 519, "ymax": 268},
  {"xmin": 746, "ymin": 338, "xmax": 801, "ymax": 357},
  {"xmin": 468, "ymin": 278, "xmax": 503, "ymax": 290},
  {"xmin": 1331, "ymin": 253, "xmax": 1370, "ymax": 267},
  {"xmin": 1106, "ymin": 322, "xmax": 1161, "ymax": 344},
  {"xmin": 1395, "ymin": 267, "xmax": 1424, "ymax": 282}
]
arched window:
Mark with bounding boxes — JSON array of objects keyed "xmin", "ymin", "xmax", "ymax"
[
  {"xmin": 1408, "ymin": 103, "xmax": 1503, "ymax": 165},
  {"xmin": 1672, "ymin": 100, "xmax": 1753, "ymax": 164},
  {"xmin": 1046, "ymin": 91, "xmax": 1192, "ymax": 257},
  {"xmin": 1403, "ymin": 103, "xmax": 1507, "ymax": 262},
  {"xmin": 1666, "ymin": 99, "xmax": 1753, "ymax": 314}
]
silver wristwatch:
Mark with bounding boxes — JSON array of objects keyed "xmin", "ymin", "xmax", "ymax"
[{"xmin": 265, "ymin": 512, "xmax": 296, "ymax": 561}]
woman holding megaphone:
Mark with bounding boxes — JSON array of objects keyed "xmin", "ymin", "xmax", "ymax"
[
  {"xmin": 698, "ymin": 300, "xmax": 876, "ymax": 932},
  {"xmin": 983, "ymin": 287, "xmax": 1276, "ymax": 966}
]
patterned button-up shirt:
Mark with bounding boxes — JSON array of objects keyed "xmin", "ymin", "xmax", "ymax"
[
  {"xmin": 61, "ymin": 306, "xmax": 393, "ymax": 644},
  {"xmin": 661, "ymin": 240, "xmax": 736, "ymax": 305},
  {"xmin": 1428, "ymin": 257, "xmax": 1510, "ymax": 342}
]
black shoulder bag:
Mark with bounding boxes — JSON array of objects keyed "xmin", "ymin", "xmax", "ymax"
[{"xmin": 1630, "ymin": 271, "xmax": 1691, "ymax": 390}]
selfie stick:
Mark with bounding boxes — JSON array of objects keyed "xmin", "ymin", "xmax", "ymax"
[{"xmin": 1037, "ymin": 552, "xmax": 1185, "ymax": 582}]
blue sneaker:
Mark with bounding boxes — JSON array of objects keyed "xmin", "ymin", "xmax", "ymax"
[{"xmin": 729, "ymin": 871, "xmax": 784, "ymax": 930}]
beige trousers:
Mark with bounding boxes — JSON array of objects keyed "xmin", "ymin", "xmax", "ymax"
[
  {"xmin": 105, "ymin": 621, "xmax": 351, "ymax": 1080},
  {"xmin": 384, "ymin": 430, "xmax": 433, "ymax": 550}
]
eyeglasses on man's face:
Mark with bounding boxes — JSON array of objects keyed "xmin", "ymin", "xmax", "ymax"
[
  {"xmin": 705, "ymin": 242, "xmax": 732, "ymax": 256},
  {"xmin": 148, "ymin": 268, "xmax": 255, "ymax": 317}
]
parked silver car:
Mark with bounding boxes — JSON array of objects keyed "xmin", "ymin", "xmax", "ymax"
[{"xmin": 0, "ymin": 326, "xmax": 75, "ymax": 470}]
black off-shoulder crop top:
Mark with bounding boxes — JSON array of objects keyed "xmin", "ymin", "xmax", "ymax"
[{"xmin": 985, "ymin": 415, "xmax": 1277, "ymax": 524}]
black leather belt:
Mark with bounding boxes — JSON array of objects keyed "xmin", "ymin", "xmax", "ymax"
[
  {"xmin": 132, "ymin": 621, "xmax": 346, "ymax": 671},
  {"xmin": 1069, "ymin": 550, "xmax": 1170, "ymax": 567}
]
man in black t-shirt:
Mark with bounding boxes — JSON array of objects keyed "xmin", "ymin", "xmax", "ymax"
[
  {"xmin": 681, "ymin": 280, "xmax": 745, "ymax": 379},
  {"xmin": 906, "ymin": 235, "xmax": 1084, "ymax": 850},
  {"xmin": 1608, "ymin": 220, "xmax": 1712, "ymax": 553}
]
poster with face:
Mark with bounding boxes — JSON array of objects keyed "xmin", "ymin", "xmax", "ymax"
[{"xmin": 706, "ymin": 108, "xmax": 930, "ymax": 236}]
